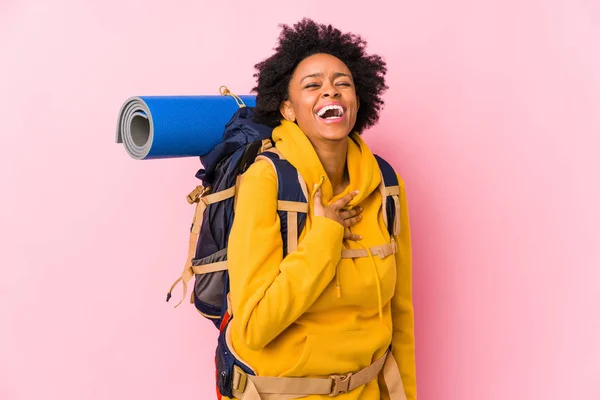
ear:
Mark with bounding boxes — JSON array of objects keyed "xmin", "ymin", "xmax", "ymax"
[
  {"xmin": 356, "ymin": 96, "xmax": 360, "ymax": 110},
  {"xmin": 279, "ymin": 100, "xmax": 296, "ymax": 122}
]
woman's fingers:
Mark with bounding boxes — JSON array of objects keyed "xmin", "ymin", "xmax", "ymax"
[
  {"xmin": 339, "ymin": 206, "xmax": 363, "ymax": 220},
  {"xmin": 333, "ymin": 190, "xmax": 359, "ymax": 210},
  {"xmin": 343, "ymin": 214, "xmax": 363, "ymax": 227},
  {"xmin": 312, "ymin": 187, "xmax": 363, "ymax": 231},
  {"xmin": 312, "ymin": 186, "xmax": 325, "ymax": 217},
  {"xmin": 343, "ymin": 230, "xmax": 363, "ymax": 241},
  {"xmin": 313, "ymin": 186, "xmax": 322, "ymax": 203}
]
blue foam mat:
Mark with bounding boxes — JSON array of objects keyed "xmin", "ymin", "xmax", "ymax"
[{"xmin": 116, "ymin": 94, "xmax": 256, "ymax": 160}]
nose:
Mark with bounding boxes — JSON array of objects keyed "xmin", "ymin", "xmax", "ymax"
[{"xmin": 321, "ymin": 82, "xmax": 340, "ymax": 98}]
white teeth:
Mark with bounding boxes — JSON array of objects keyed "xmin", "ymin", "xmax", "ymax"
[{"xmin": 317, "ymin": 105, "xmax": 344, "ymax": 118}]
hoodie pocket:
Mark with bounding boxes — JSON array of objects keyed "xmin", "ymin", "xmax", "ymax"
[{"xmin": 283, "ymin": 330, "xmax": 376, "ymax": 377}]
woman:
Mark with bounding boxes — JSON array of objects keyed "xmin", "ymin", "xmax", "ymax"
[{"xmin": 226, "ymin": 18, "xmax": 416, "ymax": 399}]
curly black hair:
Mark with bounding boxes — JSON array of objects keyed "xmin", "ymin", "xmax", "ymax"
[{"xmin": 251, "ymin": 18, "xmax": 388, "ymax": 134}]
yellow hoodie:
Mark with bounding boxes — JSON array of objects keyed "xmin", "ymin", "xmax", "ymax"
[{"xmin": 227, "ymin": 120, "xmax": 416, "ymax": 400}]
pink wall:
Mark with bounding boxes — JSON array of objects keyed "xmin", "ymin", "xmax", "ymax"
[{"xmin": 1, "ymin": 1, "xmax": 598, "ymax": 399}]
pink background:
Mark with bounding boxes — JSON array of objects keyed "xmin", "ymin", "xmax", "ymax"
[{"xmin": 1, "ymin": 1, "xmax": 599, "ymax": 399}]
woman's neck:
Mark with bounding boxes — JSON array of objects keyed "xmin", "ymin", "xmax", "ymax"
[{"xmin": 313, "ymin": 139, "xmax": 349, "ymax": 196}]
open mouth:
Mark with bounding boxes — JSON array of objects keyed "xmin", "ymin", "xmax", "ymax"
[{"xmin": 316, "ymin": 104, "xmax": 345, "ymax": 120}]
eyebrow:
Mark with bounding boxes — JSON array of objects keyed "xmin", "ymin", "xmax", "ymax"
[{"xmin": 300, "ymin": 72, "xmax": 352, "ymax": 83}]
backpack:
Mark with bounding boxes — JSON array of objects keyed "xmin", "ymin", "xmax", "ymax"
[{"xmin": 166, "ymin": 102, "xmax": 402, "ymax": 399}]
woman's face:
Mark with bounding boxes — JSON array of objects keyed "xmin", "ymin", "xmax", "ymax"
[{"xmin": 280, "ymin": 53, "xmax": 359, "ymax": 143}]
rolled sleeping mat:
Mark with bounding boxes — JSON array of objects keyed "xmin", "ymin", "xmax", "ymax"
[{"xmin": 116, "ymin": 88, "xmax": 256, "ymax": 160}]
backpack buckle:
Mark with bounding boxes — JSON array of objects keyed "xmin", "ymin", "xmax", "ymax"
[
  {"xmin": 186, "ymin": 186, "xmax": 209, "ymax": 204},
  {"xmin": 329, "ymin": 372, "xmax": 352, "ymax": 396},
  {"xmin": 232, "ymin": 365, "xmax": 247, "ymax": 393}
]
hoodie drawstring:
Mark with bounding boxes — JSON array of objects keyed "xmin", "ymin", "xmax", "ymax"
[
  {"xmin": 336, "ymin": 267, "xmax": 342, "ymax": 299},
  {"xmin": 311, "ymin": 175, "xmax": 326, "ymax": 198}
]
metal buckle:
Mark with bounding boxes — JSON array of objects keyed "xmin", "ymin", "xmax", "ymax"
[{"xmin": 329, "ymin": 372, "xmax": 352, "ymax": 396}]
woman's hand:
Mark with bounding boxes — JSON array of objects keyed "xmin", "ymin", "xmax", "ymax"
[{"xmin": 313, "ymin": 187, "xmax": 363, "ymax": 240}]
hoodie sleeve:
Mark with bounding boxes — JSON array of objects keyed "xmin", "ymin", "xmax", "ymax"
[
  {"xmin": 227, "ymin": 159, "xmax": 345, "ymax": 351},
  {"xmin": 390, "ymin": 175, "xmax": 417, "ymax": 400}
]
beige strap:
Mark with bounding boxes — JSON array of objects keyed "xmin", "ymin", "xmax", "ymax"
[
  {"xmin": 220, "ymin": 86, "xmax": 247, "ymax": 108},
  {"xmin": 372, "ymin": 240, "xmax": 397, "ymax": 259},
  {"xmin": 277, "ymin": 201, "xmax": 307, "ymax": 256},
  {"xmin": 379, "ymin": 181, "xmax": 389, "ymax": 236},
  {"xmin": 379, "ymin": 181, "xmax": 402, "ymax": 238},
  {"xmin": 191, "ymin": 261, "xmax": 228, "ymax": 275},
  {"xmin": 167, "ymin": 193, "xmax": 207, "ymax": 307},
  {"xmin": 392, "ymin": 194, "xmax": 401, "ymax": 236},
  {"xmin": 196, "ymin": 308, "xmax": 222, "ymax": 319},
  {"xmin": 186, "ymin": 185, "xmax": 208, "ymax": 204},
  {"xmin": 277, "ymin": 200, "xmax": 309, "ymax": 213},
  {"xmin": 226, "ymin": 292, "xmax": 233, "ymax": 316},
  {"xmin": 232, "ymin": 351, "xmax": 391, "ymax": 399},
  {"xmin": 334, "ymin": 350, "xmax": 388, "ymax": 395},
  {"xmin": 383, "ymin": 352, "xmax": 407, "ymax": 400},
  {"xmin": 341, "ymin": 242, "xmax": 397, "ymax": 259},
  {"xmin": 202, "ymin": 185, "xmax": 236, "ymax": 205},
  {"xmin": 259, "ymin": 138, "xmax": 273, "ymax": 153},
  {"xmin": 234, "ymin": 175, "xmax": 242, "ymax": 211},
  {"xmin": 235, "ymin": 374, "xmax": 332, "ymax": 399},
  {"xmin": 255, "ymin": 150, "xmax": 308, "ymax": 256},
  {"xmin": 287, "ymin": 212, "xmax": 298, "ymax": 254},
  {"xmin": 276, "ymin": 201, "xmax": 307, "ymax": 255},
  {"xmin": 383, "ymin": 186, "xmax": 400, "ymax": 197},
  {"xmin": 297, "ymin": 171, "xmax": 309, "ymax": 203},
  {"xmin": 341, "ymin": 248, "xmax": 369, "ymax": 258}
]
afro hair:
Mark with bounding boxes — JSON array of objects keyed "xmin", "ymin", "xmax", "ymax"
[{"xmin": 252, "ymin": 18, "xmax": 388, "ymax": 134}]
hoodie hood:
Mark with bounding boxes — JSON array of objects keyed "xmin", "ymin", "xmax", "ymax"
[{"xmin": 272, "ymin": 120, "xmax": 382, "ymax": 207}]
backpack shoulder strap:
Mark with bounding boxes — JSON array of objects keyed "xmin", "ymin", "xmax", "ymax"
[
  {"xmin": 374, "ymin": 155, "xmax": 401, "ymax": 238},
  {"xmin": 256, "ymin": 150, "xmax": 308, "ymax": 257}
]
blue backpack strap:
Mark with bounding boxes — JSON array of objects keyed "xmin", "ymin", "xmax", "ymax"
[
  {"xmin": 215, "ymin": 148, "xmax": 306, "ymax": 398},
  {"xmin": 257, "ymin": 151, "xmax": 308, "ymax": 257},
  {"xmin": 374, "ymin": 155, "xmax": 401, "ymax": 238}
]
